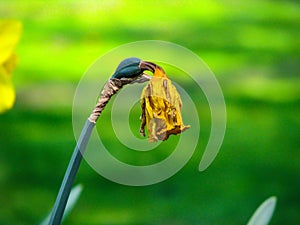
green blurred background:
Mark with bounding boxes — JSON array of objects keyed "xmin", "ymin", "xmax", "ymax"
[{"xmin": 1, "ymin": 0, "xmax": 300, "ymax": 224}]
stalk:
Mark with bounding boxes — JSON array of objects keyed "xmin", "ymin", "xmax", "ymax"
[{"xmin": 49, "ymin": 76, "xmax": 149, "ymax": 225}]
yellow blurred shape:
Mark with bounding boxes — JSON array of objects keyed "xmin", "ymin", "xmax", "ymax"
[{"xmin": 0, "ymin": 20, "xmax": 22, "ymax": 113}]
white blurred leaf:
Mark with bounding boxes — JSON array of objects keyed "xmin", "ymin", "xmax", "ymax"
[
  {"xmin": 247, "ymin": 196, "xmax": 277, "ymax": 225},
  {"xmin": 40, "ymin": 184, "xmax": 83, "ymax": 225}
]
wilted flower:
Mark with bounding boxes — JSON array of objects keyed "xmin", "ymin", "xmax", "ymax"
[
  {"xmin": 140, "ymin": 65, "xmax": 190, "ymax": 142},
  {"xmin": 0, "ymin": 20, "xmax": 22, "ymax": 113}
]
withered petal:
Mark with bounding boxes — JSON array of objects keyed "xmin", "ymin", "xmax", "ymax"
[{"xmin": 140, "ymin": 68, "xmax": 190, "ymax": 142}]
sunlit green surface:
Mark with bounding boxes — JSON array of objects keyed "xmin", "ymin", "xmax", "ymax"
[{"xmin": 0, "ymin": 1, "xmax": 299, "ymax": 224}]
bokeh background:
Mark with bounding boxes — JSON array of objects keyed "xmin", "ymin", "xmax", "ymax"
[{"xmin": 1, "ymin": 0, "xmax": 299, "ymax": 224}]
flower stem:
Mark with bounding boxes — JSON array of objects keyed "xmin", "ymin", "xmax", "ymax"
[
  {"xmin": 48, "ymin": 76, "xmax": 149, "ymax": 225},
  {"xmin": 48, "ymin": 119, "xmax": 94, "ymax": 225}
]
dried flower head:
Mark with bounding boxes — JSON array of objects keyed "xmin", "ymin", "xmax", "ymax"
[{"xmin": 140, "ymin": 65, "xmax": 190, "ymax": 142}]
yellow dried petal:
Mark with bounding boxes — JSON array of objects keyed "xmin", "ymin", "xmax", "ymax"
[{"xmin": 140, "ymin": 67, "xmax": 190, "ymax": 142}]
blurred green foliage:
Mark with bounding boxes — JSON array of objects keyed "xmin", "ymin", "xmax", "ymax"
[{"xmin": 0, "ymin": 0, "xmax": 299, "ymax": 224}]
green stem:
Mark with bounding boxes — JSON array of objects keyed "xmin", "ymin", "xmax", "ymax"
[
  {"xmin": 48, "ymin": 76, "xmax": 149, "ymax": 225},
  {"xmin": 48, "ymin": 120, "xmax": 94, "ymax": 225}
]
